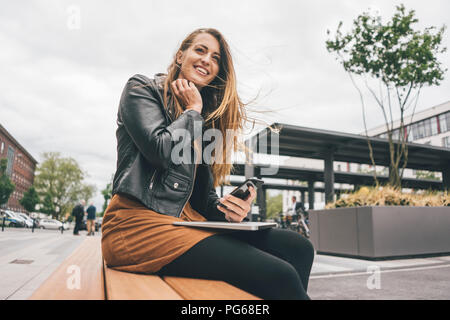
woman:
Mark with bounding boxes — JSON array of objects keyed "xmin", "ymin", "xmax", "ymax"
[{"xmin": 101, "ymin": 28, "xmax": 315, "ymax": 300}]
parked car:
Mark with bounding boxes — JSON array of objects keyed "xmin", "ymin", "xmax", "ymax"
[
  {"xmin": 79, "ymin": 216, "xmax": 100, "ymax": 232},
  {"xmin": 0, "ymin": 210, "xmax": 11, "ymax": 227},
  {"xmin": 38, "ymin": 218, "xmax": 65, "ymax": 230},
  {"xmin": 4, "ymin": 211, "xmax": 25, "ymax": 228},
  {"xmin": 16, "ymin": 212, "xmax": 35, "ymax": 228},
  {"xmin": 79, "ymin": 216, "xmax": 87, "ymax": 231},
  {"xmin": 95, "ymin": 217, "xmax": 103, "ymax": 232},
  {"xmin": 62, "ymin": 221, "xmax": 70, "ymax": 230},
  {"xmin": 9, "ymin": 211, "xmax": 31, "ymax": 228}
]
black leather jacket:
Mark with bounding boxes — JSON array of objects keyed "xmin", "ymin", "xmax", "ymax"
[{"xmin": 112, "ymin": 73, "xmax": 227, "ymax": 221}]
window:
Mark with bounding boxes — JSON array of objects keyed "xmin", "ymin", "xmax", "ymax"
[
  {"xmin": 431, "ymin": 116, "xmax": 438, "ymax": 136},
  {"xmin": 423, "ymin": 118, "xmax": 432, "ymax": 137},
  {"xmin": 410, "ymin": 123, "xmax": 419, "ymax": 141},
  {"xmin": 443, "ymin": 136, "xmax": 450, "ymax": 148},
  {"xmin": 6, "ymin": 146, "xmax": 15, "ymax": 176},
  {"xmin": 439, "ymin": 112, "xmax": 449, "ymax": 133},
  {"xmin": 0, "ymin": 141, "xmax": 4, "ymax": 154}
]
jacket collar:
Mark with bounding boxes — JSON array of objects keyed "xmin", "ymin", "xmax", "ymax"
[{"xmin": 154, "ymin": 73, "xmax": 176, "ymax": 121}]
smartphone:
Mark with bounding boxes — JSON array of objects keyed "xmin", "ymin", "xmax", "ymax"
[{"xmin": 219, "ymin": 177, "xmax": 264, "ymax": 208}]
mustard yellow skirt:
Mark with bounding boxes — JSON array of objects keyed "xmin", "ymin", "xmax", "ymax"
[{"xmin": 101, "ymin": 193, "xmax": 220, "ymax": 274}]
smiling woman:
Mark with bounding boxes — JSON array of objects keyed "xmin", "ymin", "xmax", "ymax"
[{"xmin": 101, "ymin": 27, "xmax": 315, "ymax": 300}]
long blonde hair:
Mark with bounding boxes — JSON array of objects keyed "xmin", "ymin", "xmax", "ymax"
[{"xmin": 163, "ymin": 28, "xmax": 248, "ymax": 187}]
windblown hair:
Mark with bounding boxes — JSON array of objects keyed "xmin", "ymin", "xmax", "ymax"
[{"xmin": 163, "ymin": 28, "xmax": 248, "ymax": 187}]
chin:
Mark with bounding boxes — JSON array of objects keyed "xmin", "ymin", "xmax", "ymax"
[{"xmin": 189, "ymin": 77, "xmax": 207, "ymax": 89}]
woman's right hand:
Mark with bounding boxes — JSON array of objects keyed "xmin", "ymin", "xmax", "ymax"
[{"xmin": 171, "ymin": 79, "xmax": 203, "ymax": 114}]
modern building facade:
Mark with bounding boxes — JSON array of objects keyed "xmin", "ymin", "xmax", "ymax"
[
  {"xmin": 363, "ymin": 101, "xmax": 450, "ymax": 180},
  {"xmin": 0, "ymin": 124, "xmax": 38, "ymax": 212},
  {"xmin": 367, "ymin": 100, "xmax": 450, "ymax": 148}
]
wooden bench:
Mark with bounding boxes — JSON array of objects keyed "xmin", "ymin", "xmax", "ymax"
[{"xmin": 29, "ymin": 237, "xmax": 260, "ymax": 300}]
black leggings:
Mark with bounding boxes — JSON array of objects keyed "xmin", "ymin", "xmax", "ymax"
[{"xmin": 157, "ymin": 228, "xmax": 315, "ymax": 300}]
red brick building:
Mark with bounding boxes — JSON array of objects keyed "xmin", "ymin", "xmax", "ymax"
[{"xmin": 0, "ymin": 124, "xmax": 38, "ymax": 212}]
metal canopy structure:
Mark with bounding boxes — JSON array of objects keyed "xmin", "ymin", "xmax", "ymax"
[
  {"xmin": 230, "ymin": 164, "xmax": 443, "ymax": 214},
  {"xmin": 224, "ymin": 179, "xmax": 352, "ymax": 218},
  {"xmin": 249, "ymin": 123, "xmax": 450, "ymax": 172},
  {"xmin": 232, "ymin": 164, "xmax": 443, "ymax": 190},
  {"xmin": 242, "ymin": 123, "xmax": 450, "ymax": 210}
]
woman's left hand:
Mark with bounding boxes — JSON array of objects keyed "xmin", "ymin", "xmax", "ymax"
[{"xmin": 217, "ymin": 186, "xmax": 257, "ymax": 222}]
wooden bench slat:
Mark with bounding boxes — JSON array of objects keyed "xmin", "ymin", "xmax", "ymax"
[
  {"xmin": 30, "ymin": 236, "xmax": 262, "ymax": 300},
  {"xmin": 104, "ymin": 264, "xmax": 182, "ymax": 300},
  {"xmin": 163, "ymin": 276, "xmax": 261, "ymax": 300},
  {"xmin": 29, "ymin": 237, "xmax": 104, "ymax": 300}
]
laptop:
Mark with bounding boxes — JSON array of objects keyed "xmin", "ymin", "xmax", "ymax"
[{"xmin": 173, "ymin": 221, "xmax": 277, "ymax": 231}]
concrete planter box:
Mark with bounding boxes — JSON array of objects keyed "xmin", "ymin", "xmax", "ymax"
[{"xmin": 309, "ymin": 206, "xmax": 450, "ymax": 260}]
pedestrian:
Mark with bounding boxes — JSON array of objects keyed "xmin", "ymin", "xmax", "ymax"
[
  {"xmin": 72, "ymin": 200, "xmax": 85, "ymax": 236},
  {"xmin": 101, "ymin": 28, "xmax": 315, "ymax": 300},
  {"xmin": 86, "ymin": 202, "xmax": 96, "ymax": 236},
  {"xmin": 290, "ymin": 196, "xmax": 305, "ymax": 220}
]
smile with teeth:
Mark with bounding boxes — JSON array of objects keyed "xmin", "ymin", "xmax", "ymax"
[{"xmin": 195, "ymin": 66, "xmax": 209, "ymax": 76}]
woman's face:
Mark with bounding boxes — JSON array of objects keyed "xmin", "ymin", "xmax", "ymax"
[{"xmin": 176, "ymin": 33, "xmax": 221, "ymax": 90}]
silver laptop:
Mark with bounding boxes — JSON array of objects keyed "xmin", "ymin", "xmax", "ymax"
[{"xmin": 173, "ymin": 221, "xmax": 277, "ymax": 231}]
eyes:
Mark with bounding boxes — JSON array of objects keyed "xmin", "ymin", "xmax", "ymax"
[{"xmin": 195, "ymin": 47, "xmax": 220, "ymax": 63}]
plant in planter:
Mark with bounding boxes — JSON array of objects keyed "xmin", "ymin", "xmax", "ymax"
[{"xmin": 327, "ymin": 186, "xmax": 449, "ymax": 208}]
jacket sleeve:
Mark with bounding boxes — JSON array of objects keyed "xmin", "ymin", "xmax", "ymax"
[
  {"xmin": 118, "ymin": 74, "xmax": 204, "ymax": 170},
  {"xmin": 204, "ymin": 186, "xmax": 228, "ymax": 222}
]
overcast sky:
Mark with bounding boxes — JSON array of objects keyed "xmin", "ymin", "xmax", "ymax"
[{"xmin": 1, "ymin": 0, "xmax": 449, "ymax": 209}]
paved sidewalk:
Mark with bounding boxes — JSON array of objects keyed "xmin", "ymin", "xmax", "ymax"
[
  {"xmin": 308, "ymin": 252, "xmax": 450, "ymax": 299},
  {"xmin": 0, "ymin": 228, "xmax": 93, "ymax": 300},
  {"xmin": 1, "ymin": 228, "xmax": 449, "ymax": 300}
]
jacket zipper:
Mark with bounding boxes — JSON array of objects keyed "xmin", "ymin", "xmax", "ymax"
[
  {"xmin": 177, "ymin": 163, "xmax": 197, "ymax": 218},
  {"xmin": 149, "ymin": 169, "xmax": 158, "ymax": 190}
]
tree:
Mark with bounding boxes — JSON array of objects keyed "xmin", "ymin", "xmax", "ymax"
[
  {"xmin": 101, "ymin": 179, "xmax": 113, "ymax": 214},
  {"xmin": 266, "ymin": 193, "xmax": 282, "ymax": 220},
  {"xmin": 20, "ymin": 186, "xmax": 40, "ymax": 212},
  {"xmin": 79, "ymin": 184, "xmax": 97, "ymax": 204},
  {"xmin": 326, "ymin": 4, "xmax": 447, "ymax": 188},
  {"xmin": 40, "ymin": 192, "xmax": 56, "ymax": 217},
  {"xmin": 0, "ymin": 158, "xmax": 15, "ymax": 207},
  {"xmin": 34, "ymin": 152, "xmax": 94, "ymax": 220}
]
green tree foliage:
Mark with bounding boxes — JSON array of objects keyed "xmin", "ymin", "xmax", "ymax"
[
  {"xmin": 0, "ymin": 158, "xmax": 15, "ymax": 206},
  {"xmin": 19, "ymin": 186, "xmax": 40, "ymax": 212},
  {"xmin": 415, "ymin": 170, "xmax": 439, "ymax": 181},
  {"xmin": 326, "ymin": 4, "xmax": 446, "ymax": 188},
  {"xmin": 101, "ymin": 177, "xmax": 113, "ymax": 214},
  {"xmin": 34, "ymin": 152, "xmax": 94, "ymax": 220},
  {"xmin": 79, "ymin": 184, "xmax": 97, "ymax": 204},
  {"xmin": 40, "ymin": 192, "xmax": 56, "ymax": 216},
  {"xmin": 266, "ymin": 193, "xmax": 282, "ymax": 220}
]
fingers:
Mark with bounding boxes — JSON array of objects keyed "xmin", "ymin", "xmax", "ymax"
[
  {"xmin": 171, "ymin": 80, "xmax": 180, "ymax": 97},
  {"xmin": 172, "ymin": 79, "xmax": 192, "ymax": 94},
  {"xmin": 217, "ymin": 187, "xmax": 257, "ymax": 223},
  {"xmin": 221, "ymin": 195, "xmax": 247, "ymax": 213},
  {"xmin": 246, "ymin": 186, "xmax": 257, "ymax": 202},
  {"xmin": 217, "ymin": 204, "xmax": 245, "ymax": 222}
]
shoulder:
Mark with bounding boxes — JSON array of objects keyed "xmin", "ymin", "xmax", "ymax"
[
  {"xmin": 124, "ymin": 74, "xmax": 154, "ymax": 89},
  {"xmin": 121, "ymin": 73, "xmax": 167, "ymax": 100},
  {"xmin": 126, "ymin": 73, "xmax": 166, "ymax": 89}
]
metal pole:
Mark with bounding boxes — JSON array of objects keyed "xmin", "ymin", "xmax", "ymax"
[
  {"xmin": 2, "ymin": 216, "xmax": 5, "ymax": 232},
  {"xmin": 324, "ymin": 150, "xmax": 335, "ymax": 204},
  {"xmin": 32, "ymin": 218, "xmax": 35, "ymax": 233}
]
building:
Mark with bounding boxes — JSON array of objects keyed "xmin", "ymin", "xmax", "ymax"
[
  {"xmin": 0, "ymin": 124, "xmax": 38, "ymax": 212},
  {"xmin": 366, "ymin": 100, "xmax": 450, "ymax": 148},
  {"xmin": 363, "ymin": 101, "xmax": 450, "ymax": 180}
]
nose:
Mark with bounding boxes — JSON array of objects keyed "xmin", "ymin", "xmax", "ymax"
[{"xmin": 200, "ymin": 54, "xmax": 212, "ymax": 66}]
